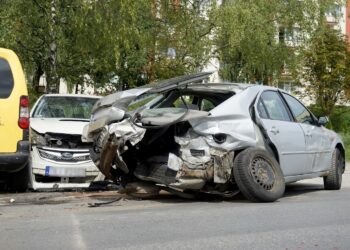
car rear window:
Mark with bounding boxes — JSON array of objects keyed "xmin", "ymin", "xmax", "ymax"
[{"xmin": 0, "ymin": 58, "xmax": 14, "ymax": 99}]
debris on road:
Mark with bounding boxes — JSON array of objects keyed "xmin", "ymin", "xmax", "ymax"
[{"xmin": 88, "ymin": 197, "xmax": 122, "ymax": 207}]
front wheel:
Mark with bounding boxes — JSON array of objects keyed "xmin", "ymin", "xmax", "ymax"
[
  {"xmin": 233, "ymin": 148, "xmax": 285, "ymax": 202},
  {"xmin": 323, "ymin": 148, "xmax": 343, "ymax": 190}
]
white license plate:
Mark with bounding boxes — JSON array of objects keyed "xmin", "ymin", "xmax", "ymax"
[{"xmin": 45, "ymin": 166, "xmax": 86, "ymax": 177}]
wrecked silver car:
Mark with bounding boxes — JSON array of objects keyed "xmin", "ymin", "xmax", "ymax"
[{"xmin": 83, "ymin": 72, "xmax": 346, "ymax": 202}]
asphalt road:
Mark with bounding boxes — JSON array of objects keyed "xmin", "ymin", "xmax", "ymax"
[{"xmin": 1, "ymin": 164, "xmax": 350, "ymax": 250}]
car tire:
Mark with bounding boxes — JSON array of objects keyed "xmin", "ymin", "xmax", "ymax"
[
  {"xmin": 323, "ymin": 148, "xmax": 343, "ymax": 190},
  {"xmin": 11, "ymin": 164, "xmax": 29, "ymax": 192},
  {"xmin": 233, "ymin": 148, "xmax": 285, "ymax": 202}
]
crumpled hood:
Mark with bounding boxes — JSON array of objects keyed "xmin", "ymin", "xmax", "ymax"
[
  {"xmin": 30, "ymin": 118, "xmax": 89, "ymax": 135},
  {"xmin": 91, "ymin": 72, "xmax": 214, "ymax": 114},
  {"xmin": 86, "ymin": 72, "xmax": 214, "ymax": 136}
]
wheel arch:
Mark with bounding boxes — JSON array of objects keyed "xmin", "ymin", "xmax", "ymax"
[
  {"xmin": 335, "ymin": 143, "xmax": 346, "ymax": 171},
  {"xmin": 233, "ymin": 143, "xmax": 280, "ymax": 166},
  {"xmin": 266, "ymin": 143, "xmax": 280, "ymax": 164}
]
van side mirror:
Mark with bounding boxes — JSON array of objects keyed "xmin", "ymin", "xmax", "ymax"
[{"xmin": 318, "ymin": 116, "xmax": 329, "ymax": 126}]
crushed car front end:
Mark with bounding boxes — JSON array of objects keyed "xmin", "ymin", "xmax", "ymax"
[{"xmin": 29, "ymin": 94, "xmax": 102, "ymax": 190}]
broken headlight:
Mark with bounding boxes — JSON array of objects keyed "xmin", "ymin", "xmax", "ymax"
[
  {"xmin": 30, "ymin": 129, "xmax": 47, "ymax": 146},
  {"xmin": 212, "ymin": 133, "xmax": 227, "ymax": 144}
]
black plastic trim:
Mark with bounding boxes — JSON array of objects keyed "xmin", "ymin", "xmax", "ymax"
[{"xmin": 0, "ymin": 141, "xmax": 30, "ymax": 173}]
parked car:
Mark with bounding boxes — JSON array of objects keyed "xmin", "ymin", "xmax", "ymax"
[
  {"xmin": 29, "ymin": 94, "xmax": 102, "ymax": 190},
  {"xmin": 82, "ymin": 72, "xmax": 346, "ymax": 202},
  {"xmin": 0, "ymin": 48, "xmax": 30, "ymax": 191}
]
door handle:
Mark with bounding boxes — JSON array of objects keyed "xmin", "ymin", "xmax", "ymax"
[{"xmin": 269, "ymin": 127, "xmax": 280, "ymax": 135}]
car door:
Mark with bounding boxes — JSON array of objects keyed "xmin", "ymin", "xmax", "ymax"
[
  {"xmin": 281, "ymin": 93, "xmax": 332, "ymax": 173},
  {"xmin": 257, "ymin": 90, "xmax": 312, "ymax": 176}
]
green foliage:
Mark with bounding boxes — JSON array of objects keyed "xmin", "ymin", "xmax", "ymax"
[
  {"xmin": 1, "ymin": 0, "xmax": 60, "ymax": 92},
  {"xmin": 0, "ymin": 0, "xmax": 213, "ymax": 94},
  {"xmin": 2, "ymin": 0, "xmax": 349, "ymax": 104},
  {"xmin": 309, "ymin": 105, "xmax": 350, "ymax": 134},
  {"xmin": 214, "ymin": 0, "xmax": 344, "ymax": 84},
  {"xmin": 111, "ymin": 0, "xmax": 214, "ymax": 89},
  {"xmin": 302, "ymin": 21, "xmax": 350, "ymax": 116}
]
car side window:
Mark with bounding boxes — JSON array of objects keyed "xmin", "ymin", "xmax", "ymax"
[
  {"xmin": 257, "ymin": 100, "xmax": 268, "ymax": 119},
  {"xmin": 259, "ymin": 91, "xmax": 292, "ymax": 122},
  {"xmin": 282, "ymin": 93, "xmax": 314, "ymax": 124},
  {"xmin": 0, "ymin": 58, "xmax": 14, "ymax": 99}
]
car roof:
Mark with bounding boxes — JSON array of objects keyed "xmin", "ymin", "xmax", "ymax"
[
  {"xmin": 187, "ymin": 82, "xmax": 253, "ymax": 92},
  {"xmin": 185, "ymin": 82, "xmax": 282, "ymax": 94},
  {"xmin": 137, "ymin": 72, "xmax": 282, "ymax": 94}
]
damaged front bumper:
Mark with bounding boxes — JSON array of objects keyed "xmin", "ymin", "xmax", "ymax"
[{"xmin": 30, "ymin": 146, "xmax": 101, "ymax": 190}]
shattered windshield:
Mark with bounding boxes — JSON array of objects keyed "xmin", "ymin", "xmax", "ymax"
[{"xmin": 32, "ymin": 96, "xmax": 99, "ymax": 119}]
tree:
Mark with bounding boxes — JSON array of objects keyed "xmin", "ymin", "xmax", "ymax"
[
  {"xmin": 214, "ymin": 0, "xmax": 344, "ymax": 85},
  {"xmin": 110, "ymin": 0, "xmax": 214, "ymax": 89},
  {"xmin": 0, "ymin": 0, "xmax": 85, "ymax": 93},
  {"xmin": 1, "ymin": 0, "xmax": 214, "ymax": 93},
  {"xmin": 1, "ymin": 0, "xmax": 61, "ymax": 92},
  {"xmin": 302, "ymin": 22, "xmax": 350, "ymax": 116}
]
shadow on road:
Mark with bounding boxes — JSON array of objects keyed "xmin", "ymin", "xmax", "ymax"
[
  {"xmin": 0, "ymin": 181, "xmax": 331, "ymax": 207},
  {"xmin": 283, "ymin": 182, "xmax": 324, "ymax": 197}
]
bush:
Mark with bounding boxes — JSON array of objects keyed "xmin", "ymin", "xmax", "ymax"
[{"xmin": 309, "ymin": 105, "xmax": 350, "ymax": 134}]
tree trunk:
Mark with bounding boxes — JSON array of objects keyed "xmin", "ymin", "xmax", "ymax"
[
  {"xmin": 33, "ymin": 65, "xmax": 43, "ymax": 92},
  {"xmin": 47, "ymin": 0, "xmax": 59, "ymax": 93}
]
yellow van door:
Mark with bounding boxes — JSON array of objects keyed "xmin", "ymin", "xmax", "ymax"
[{"xmin": 0, "ymin": 48, "xmax": 27, "ymax": 153}]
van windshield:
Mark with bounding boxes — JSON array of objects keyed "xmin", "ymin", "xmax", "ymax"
[{"xmin": 32, "ymin": 96, "xmax": 99, "ymax": 119}]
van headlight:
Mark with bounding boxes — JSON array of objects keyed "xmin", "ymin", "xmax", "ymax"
[{"xmin": 30, "ymin": 129, "xmax": 47, "ymax": 146}]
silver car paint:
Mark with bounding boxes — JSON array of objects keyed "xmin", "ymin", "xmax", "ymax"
[
  {"xmin": 86, "ymin": 88, "xmax": 151, "ymax": 137},
  {"xmin": 189, "ymin": 86, "xmax": 261, "ymax": 151}
]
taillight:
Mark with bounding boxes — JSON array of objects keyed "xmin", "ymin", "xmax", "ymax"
[{"xmin": 18, "ymin": 95, "xmax": 29, "ymax": 129}]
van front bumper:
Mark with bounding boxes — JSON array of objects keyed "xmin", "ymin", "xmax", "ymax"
[{"xmin": 0, "ymin": 141, "xmax": 30, "ymax": 173}]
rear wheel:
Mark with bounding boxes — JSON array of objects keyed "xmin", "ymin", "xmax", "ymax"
[
  {"xmin": 324, "ymin": 148, "xmax": 343, "ymax": 190},
  {"xmin": 233, "ymin": 148, "xmax": 285, "ymax": 202}
]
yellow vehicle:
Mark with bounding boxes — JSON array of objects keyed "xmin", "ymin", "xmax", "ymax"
[{"xmin": 0, "ymin": 48, "xmax": 30, "ymax": 190}]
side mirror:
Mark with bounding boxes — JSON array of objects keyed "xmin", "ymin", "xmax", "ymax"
[{"xmin": 318, "ymin": 116, "xmax": 329, "ymax": 126}]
